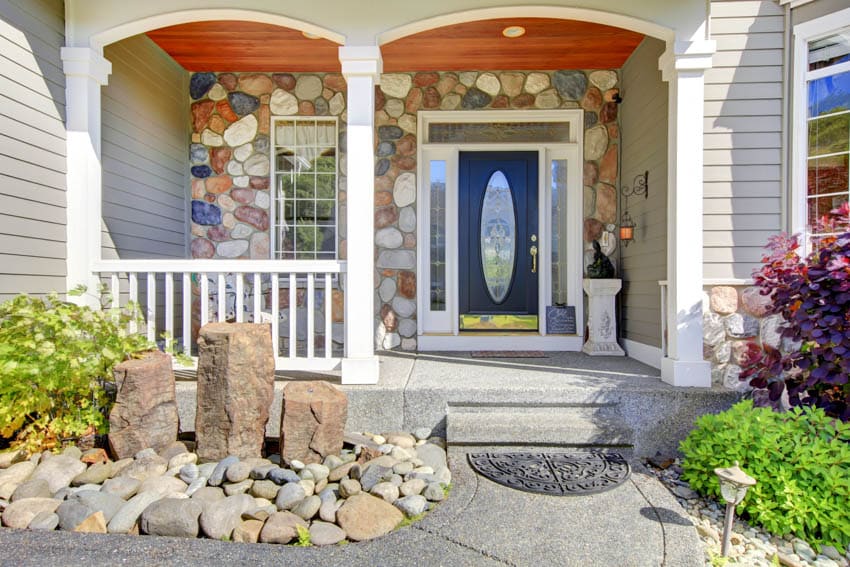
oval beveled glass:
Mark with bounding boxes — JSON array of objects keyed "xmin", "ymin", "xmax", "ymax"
[{"xmin": 480, "ymin": 171, "xmax": 516, "ymax": 304}]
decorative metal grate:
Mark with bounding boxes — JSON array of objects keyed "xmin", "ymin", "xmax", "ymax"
[{"xmin": 468, "ymin": 451, "xmax": 630, "ymax": 496}]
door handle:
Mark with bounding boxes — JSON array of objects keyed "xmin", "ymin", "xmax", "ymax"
[{"xmin": 530, "ymin": 245, "xmax": 538, "ymax": 273}]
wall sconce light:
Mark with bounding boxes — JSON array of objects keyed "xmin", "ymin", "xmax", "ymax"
[
  {"xmin": 714, "ymin": 461, "xmax": 757, "ymax": 557},
  {"xmin": 619, "ymin": 171, "xmax": 648, "ymax": 247}
]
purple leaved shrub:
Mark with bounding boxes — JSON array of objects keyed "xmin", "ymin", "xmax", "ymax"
[{"xmin": 741, "ymin": 202, "xmax": 850, "ymax": 421}]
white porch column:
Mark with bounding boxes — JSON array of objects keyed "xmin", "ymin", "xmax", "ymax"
[
  {"xmin": 659, "ymin": 41, "xmax": 715, "ymax": 387},
  {"xmin": 339, "ymin": 46, "xmax": 382, "ymax": 384},
  {"xmin": 61, "ymin": 47, "xmax": 111, "ymax": 305}
]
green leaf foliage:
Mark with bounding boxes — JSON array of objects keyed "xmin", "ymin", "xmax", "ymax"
[
  {"xmin": 0, "ymin": 292, "xmax": 154, "ymax": 452},
  {"xmin": 680, "ymin": 400, "xmax": 850, "ymax": 553}
]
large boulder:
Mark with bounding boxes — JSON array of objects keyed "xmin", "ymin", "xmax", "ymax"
[
  {"xmin": 109, "ymin": 351, "xmax": 179, "ymax": 459},
  {"xmin": 280, "ymin": 381, "xmax": 347, "ymax": 466},
  {"xmin": 336, "ymin": 493, "xmax": 403, "ymax": 541},
  {"xmin": 195, "ymin": 323, "xmax": 275, "ymax": 461}
]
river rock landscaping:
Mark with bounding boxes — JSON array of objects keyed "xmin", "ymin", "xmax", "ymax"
[
  {"xmin": 0, "ymin": 429, "xmax": 450, "ymax": 545},
  {"xmin": 646, "ymin": 457, "xmax": 850, "ymax": 567}
]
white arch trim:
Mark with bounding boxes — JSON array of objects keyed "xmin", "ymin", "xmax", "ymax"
[
  {"xmin": 89, "ymin": 9, "xmax": 346, "ymax": 50},
  {"xmin": 377, "ymin": 6, "xmax": 674, "ymax": 46}
]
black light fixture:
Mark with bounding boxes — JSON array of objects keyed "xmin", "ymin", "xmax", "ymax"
[{"xmin": 619, "ymin": 171, "xmax": 648, "ymax": 247}]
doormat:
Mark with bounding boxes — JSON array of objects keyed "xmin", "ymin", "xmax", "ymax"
[
  {"xmin": 468, "ymin": 451, "xmax": 630, "ymax": 496},
  {"xmin": 470, "ymin": 350, "xmax": 547, "ymax": 358}
]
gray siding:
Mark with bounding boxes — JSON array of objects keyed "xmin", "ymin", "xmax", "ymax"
[
  {"xmin": 102, "ymin": 34, "xmax": 188, "ymax": 259},
  {"xmin": 0, "ymin": 0, "xmax": 66, "ymax": 301},
  {"xmin": 705, "ymin": 0, "xmax": 785, "ymax": 280},
  {"xmin": 619, "ymin": 37, "xmax": 668, "ymax": 349}
]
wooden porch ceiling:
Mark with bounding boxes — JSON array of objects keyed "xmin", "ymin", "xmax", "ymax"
[{"xmin": 145, "ymin": 18, "xmax": 645, "ymax": 73}]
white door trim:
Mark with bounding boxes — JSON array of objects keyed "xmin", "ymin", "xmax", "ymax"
[{"xmin": 416, "ymin": 110, "xmax": 584, "ymax": 349}]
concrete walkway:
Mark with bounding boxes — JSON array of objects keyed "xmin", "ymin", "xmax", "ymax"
[{"xmin": 0, "ymin": 448, "xmax": 702, "ymax": 567}]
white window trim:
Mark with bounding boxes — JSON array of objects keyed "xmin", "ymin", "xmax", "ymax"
[
  {"xmin": 791, "ymin": 7, "xmax": 850, "ymax": 247},
  {"xmin": 416, "ymin": 109, "xmax": 584, "ymax": 347},
  {"xmin": 269, "ymin": 115, "xmax": 340, "ymax": 261}
]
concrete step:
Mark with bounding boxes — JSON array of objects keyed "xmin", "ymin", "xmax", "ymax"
[{"xmin": 446, "ymin": 403, "xmax": 634, "ymax": 447}]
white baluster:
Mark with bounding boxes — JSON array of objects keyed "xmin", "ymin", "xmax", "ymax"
[
  {"xmin": 217, "ymin": 273, "xmax": 226, "ymax": 322},
  {"xmin": 235, "ymin": 273, "xmax": 244, "ymax": 323},
  {"xmin": 110, "ymin": 274, "xmax": 119, "ymax": 309},
  {"xmin": 200, "ymin": 273, "xmax": 209, "ymax": 326},
  {"xmin": 289, "ymin": 274, "xmax": 296, "ymax": 358},
  {"xmin": 252, "ymin": 273, "xmax": 261, "ymax": 322},
  {"xmin": 271, "ymin": 274, "xmax": 280, "ymax": 358},
  {"xmin": 129, "ymin": 273, "xmax": 138, "ymax": 334},
  {"xmin": 307, "ymin": 273, "xmax": 315, "ymax": 359},
  {"xmin": 182, "ymin": 273, "xmax": 191, "ymax": 355},
  {"xmin": 325, "ymin": 273, "xmax": 333, "ymax": 358},
  {"xmin": 146, "ymin": 273, "xmax": 156, "ymax": 342},
  {"xmin": 165, "ymin": 272, "xmax": 174, "ymax": 344}
]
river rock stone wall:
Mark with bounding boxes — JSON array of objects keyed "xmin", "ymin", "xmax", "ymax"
[
  {"xmin": 373, "ymin": 70, "xmax": 622, "ymax": 351},
  {"xmin": 703, "ymin": 285, "xmax": 789, "ymax": 392},
  {"xmin": 188, "ymin": 72, "xmax": 348, "ymax": 260}
]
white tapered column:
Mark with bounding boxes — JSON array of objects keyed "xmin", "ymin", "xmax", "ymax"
[
  {"xmin": 339, "ymin": 46, "xmax": 382, "ymax": 384},
  {"xmin": 62, "ymin": 47, "xmax": 111, "ymax": 305},
  {"xmin": 659, "ymin": 41, "xmax": 715, "ymax": 387}
]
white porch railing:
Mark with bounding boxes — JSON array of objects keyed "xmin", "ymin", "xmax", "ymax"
[{"xmin": 93, "ymin": 259, "xmax": 346, "ymax": 372}]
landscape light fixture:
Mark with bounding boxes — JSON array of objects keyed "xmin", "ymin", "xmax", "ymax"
[{"xmin": 714, "ymin": 461, "xmax": 756, "ymax": 557}]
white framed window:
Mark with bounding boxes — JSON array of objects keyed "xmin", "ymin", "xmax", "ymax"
[
  {"xmin": 792, "ymin": 9, "xmax": 850, "ymax": 244},
  {"xmin": 271, "ymin": 117, "xmax": 338, "ymax": 260}
]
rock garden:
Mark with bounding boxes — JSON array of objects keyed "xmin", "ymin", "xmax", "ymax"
[{"xmin": 0, "ymin": 297, "xmax": 451, "ymax": 546}]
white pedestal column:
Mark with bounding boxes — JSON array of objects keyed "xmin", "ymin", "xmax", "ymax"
[
  {"xmin": 658, "ymin": 41, "xmax": 715, "ymax": 387},
  {"xmin": 339, "ymin": 46, "xmax": 382, "ymax": 385},
  {"xmin": 582, "ymin": 278, "xmax": 625, "ymax": 356},
  {"xmin": 61, "ymin": 47, "xmax": 112, "ymax": 306}
]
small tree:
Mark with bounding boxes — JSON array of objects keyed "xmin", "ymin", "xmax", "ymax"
[{"xmin": 742, "ymin": 203, "xmax": 850, "ymax": 421}]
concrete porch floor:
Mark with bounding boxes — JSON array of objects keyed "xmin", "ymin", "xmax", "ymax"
[{"xmin": 176, "ymin": 351, "xmax": 739, "ymax": 457}]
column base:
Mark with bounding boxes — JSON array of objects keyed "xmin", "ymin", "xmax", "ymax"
[
  {"xmin": 661, "ymin": 357, "xmax": 711, "ymax": 387},
  {"xmin": 582, "ymin": 340, "xmax": 625, "ymax": 356},
  {"xmin": 341, "ymin": 356, "xmax": 380, "ymax": 385}
]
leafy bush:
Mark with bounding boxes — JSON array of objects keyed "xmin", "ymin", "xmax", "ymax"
[
  {"xmin": 742, "ymin": 202, "xmax": 850, "ymax": 421},
  {"xmin": 0, "ymin": 288, "xmax": 153, "ymax": 452},
  {"xmin": 680, "ymin": 400, "xmax": 850, "ymax": 553}
]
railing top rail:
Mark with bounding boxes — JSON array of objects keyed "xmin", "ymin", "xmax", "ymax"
[{"xmin": 92, "ymin": 259, "xmax": 347, "ymax": 274}]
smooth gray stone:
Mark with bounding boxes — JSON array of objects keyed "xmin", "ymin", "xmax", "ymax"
[
  {"xmin": 309, "ymin": 521, "xmax": 346, "ymax": 546},
  {"xmin": 394, "ymin": 494, "xmax": 427, "ymax": 518},
  {"xmin": 190, "ymin": 486, "xmax": 225, "ymax": 507},
  {"xmin": 107, "ymin": 491, "xmax": 164, "ymax": 533},
  {"xmin": 250, "ymin": 480, "xmax": 280, "ymax": 501},
  {"xmin": 140, "ymin": 498, "xmax": 203, "ymax": 538},
  {"xmin": 359, "ymin": 465, "xmax": 392, "ymax": 492},
  {"xmin": 199, "ymin": 494, "xmax": 254, "ymax": 540},
  {"xmin": 31, "ymin": 456, "xmax": 86, "ymax": 493},
  {"xmin": 62, "ymin": 447, "xmax": 83, "ymax": 460},
  {"xmin": 225, "ymin": 461, "xmax": 253, "ymax": 483},
  {"xmin": 274, "ymin": 482, "xmax": 305, "ymax": 511},
  {"xmin": 412, "ymin": 427, "xmax": 432, "ymax": 441},
  {"xmin": 423, "ymin": 482, "xmax": 445, "ymax": 502},
  {"xmin": 71, "ymin": 462, "xmax": 112, "ymax": 486},
  {"xmin": 208, "ymin": 456, "xmax": 239, "ymax": 487},
  {"xmin": 11, "ymin": 479, "xmax": 52, "ymax": 502},
  {"xmin": 249, "ymin": 464, "xmax": 276, "ymax": 480},
  {"xmin": 100, "ymin": 477, "xmax": 140, "ymax": 500},
  {"xmin": 319, "ymin": 497, "xmax": 338, "ymax": 523},
  {"xmin": 267, "ymin": 467, "xmax": 299, "ymax": 485},
  {"xmin": 28, "ymin": 511, "xmax": 59, "ymax": 531},
  {"xmin": 197, "ymin": 463, "xmax": 218, "ymax": 479},
  {"xmin": 338, "ymin": 478, "xmax": 361, "ymax": 499},
  {"xmin": 223, "ymin": 479, "xmax": 253, "ymax": 496},
  {"xmin": 134, "ymin": 448, "xmax": 157, "ymax": 460},
  {"xmin": 56, "ymin": 500, "xmax": 94, "ymax": 531},
  {"xmin": 304, "ymin": 463, "xmax": 330, "ymax": 482},
  {"xmin": 291, "ymin": 495, "xmax": 321, "ymax": 521},
  {"xmin": 416, "ymin": 443, "xmax": 447, "ymax": 472},
  {"xmin": 185, "ymin": 477, "xmax": 208, "ymax": 497},
  {"xmin": 323, "ymin": 455, "xmax": 344, "ymax": 470},
  {"xmin": 71, "ymin": 491, "xmax": 125, "ymax": 523},
  {"xmin": 179, "ymin": 464, "xmax": 199, "ymax": 483}
]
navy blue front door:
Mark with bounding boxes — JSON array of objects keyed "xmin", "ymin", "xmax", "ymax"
[{"xmin": 459, "ymin": 151, "xmax": 539, "ymax": 331}]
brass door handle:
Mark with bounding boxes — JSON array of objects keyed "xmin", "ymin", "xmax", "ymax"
[{"xmin": 530, "ymin": 245, "xmax": 538, "ymax": 273}]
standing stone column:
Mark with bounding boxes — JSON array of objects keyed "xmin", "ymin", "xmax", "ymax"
[
  {"xmin": 109, "ymin": 350, "xmax": 179, "ymax": 459},
  {"xmin": 280, "ymin": 381, "xmax": 348, "ymax": 465},
  {"xmin": 195, "ymin": 323, "xmax": 275, "ymax": 461}
]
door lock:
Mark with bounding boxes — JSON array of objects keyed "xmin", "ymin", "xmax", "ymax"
[{"xmin": 530, "ymin": 245, "xmax": 538, "ymax": 273}]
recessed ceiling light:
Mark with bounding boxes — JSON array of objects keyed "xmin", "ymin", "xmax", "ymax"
[
  {"xmin": 502, "ymin": 26, "xmax": 526, "ymax": 38},
  {"xmin": 302, "ymin": 31, "xmax": 322, "ymax": 40}
]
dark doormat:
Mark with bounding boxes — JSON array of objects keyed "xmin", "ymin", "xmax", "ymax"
[
  {"xmin": 470, "ymin": 350, "xmax": 547, "ymax": 358},
  {"xmin": 468, "ymin": 451, "xmax": 630, "ymax": 496}
]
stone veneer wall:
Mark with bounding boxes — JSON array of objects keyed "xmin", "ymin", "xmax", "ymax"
[
  {"xmin": 372, "ymin": 70, "xmax": 622, "ymax": 351},
  {"xmin": 703, "ymin": 285, "xmax": 786, "ymax": 392},
  {"xmin": 188, "ymin": 71, "xmax": 348, "ymax": 260}
]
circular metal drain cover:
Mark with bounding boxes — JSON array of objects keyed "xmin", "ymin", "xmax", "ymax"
[{"xmin": 468, "ymin": 451, "xmax": 630, "ymax": 496}]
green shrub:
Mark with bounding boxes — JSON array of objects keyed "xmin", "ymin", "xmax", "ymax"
[
  {"xmin": 680, "ymin": 400, "xmax": 850, "ymax": 553},
  {"xmin": 0, "ymin": 288, "xmax": 153, "ymax": 452}
]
